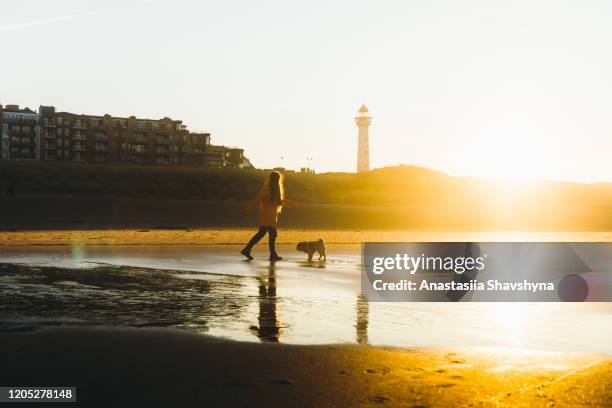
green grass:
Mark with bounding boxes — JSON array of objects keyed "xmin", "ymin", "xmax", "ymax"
[
  {"xmin": 1, "ymin": 161, "xmax": 611, "ymax": 230},
  {"xmin": 0, "ymin": 161, "xmax": 449, "ymax": 202}
]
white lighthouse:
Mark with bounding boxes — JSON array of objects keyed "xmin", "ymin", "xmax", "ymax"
[{"xmin": 355, "ymin": 104, "xmax": 371, "ymax": 173}]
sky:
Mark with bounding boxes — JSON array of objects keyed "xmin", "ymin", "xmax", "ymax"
[{"xmin": 2, "ymin": 0, "xmax": 612, "ymax": 182}]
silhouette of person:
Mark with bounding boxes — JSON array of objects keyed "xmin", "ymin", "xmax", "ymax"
[
  {"xmin": 241, "ymin": 171, "xmax": 297, "ymax": 261},
  {"xmin": 251, "ymin": 263, "xmax": 282, "ymax": 342}
]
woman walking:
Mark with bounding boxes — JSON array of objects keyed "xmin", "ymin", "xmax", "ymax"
[{"xmin": 241, "ymin": 171, "xmax": 297, "ymax": 261}]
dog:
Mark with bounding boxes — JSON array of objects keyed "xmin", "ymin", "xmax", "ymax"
[{"xmin": 297, "ymin": 239, "xmax": 327, "ymax": 261}]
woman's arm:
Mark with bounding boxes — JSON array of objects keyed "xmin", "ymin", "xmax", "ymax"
[{"xmin": 243, "ymin": 184, "xmax": 267, "ymax": 213}]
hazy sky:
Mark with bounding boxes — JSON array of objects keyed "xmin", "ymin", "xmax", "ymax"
[{"xmin": 2, "ymin": 0, "xmax": 612, "ymax": 182}]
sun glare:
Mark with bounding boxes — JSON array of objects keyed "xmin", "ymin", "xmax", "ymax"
[
  {"xmin": 487, "ymin": 303, "xmax": 531, "ymax": 347},
  {"xmin": 457, "ymin": 118, "xmax": 562, "ymax": 182}
]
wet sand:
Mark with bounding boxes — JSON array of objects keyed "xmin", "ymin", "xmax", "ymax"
[
  {"xmin": 2, "ymin": 232, "xmax": 612, "ymax": 406},
  {"xmin": 2, "ymin": 244, "xmax": 612, "ymax": 353},
  {"xmin": 1, "ymin": 228, "xmax": 611, "ymax": 246},
  {"xmin": 2, "ymin": 326, "xmax": 612, "ymax": 407}
]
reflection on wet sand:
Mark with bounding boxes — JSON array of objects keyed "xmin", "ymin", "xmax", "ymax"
[
  {"xmin": 250, "ymin": 259, "xmax": 371, "ymax": 346},
  {"xmin": 250, "ymin": 262, "xmax": 282, "ymax": 342},
  {"xmin": 2, "ymin": 244, "xmax": 612, "ymax": 354},
  {"xmin": 355, "ymin": 295, "xmax": 369, "ymax": 344}
]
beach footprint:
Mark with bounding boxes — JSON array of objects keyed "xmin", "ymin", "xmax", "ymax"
[{"xmin": 444, "ymin": 352, "xmax": 466, "ymax": 364}]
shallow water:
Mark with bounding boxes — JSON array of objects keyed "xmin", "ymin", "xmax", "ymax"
[{"xmin": 1, "ymin": 243, "xmax": 612, "ymax": 354}]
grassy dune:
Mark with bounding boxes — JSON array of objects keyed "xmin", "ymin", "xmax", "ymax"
[{"xmin": 0, "ymin": 161, "xmax": 610, "ymax": 230}]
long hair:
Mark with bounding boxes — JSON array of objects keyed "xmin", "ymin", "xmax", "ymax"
[{"xmin": 268, "ymin": 171, "xmax": 283, "ymax": 205}]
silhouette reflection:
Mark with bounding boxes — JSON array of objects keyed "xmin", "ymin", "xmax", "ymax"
[
  {"xmin": 251, "ymin": 262, "xmax": 282, "ymax": 342},
  {"xmin": 355, "ymin": 294, "xmax": 369, "ymax": 344}
]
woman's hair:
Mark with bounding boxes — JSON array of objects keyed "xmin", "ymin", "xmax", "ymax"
[{"xmin": 268, "ymin": 171, "xmax": 283, "ymax": 205}]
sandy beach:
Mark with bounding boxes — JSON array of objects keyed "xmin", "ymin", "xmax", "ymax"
[
  {"xmin": 2, "ymin": 233, "xmax": 612, "ymax": 406},
  {"xmin": 3, "ymin": 326, "xmax": 612, "ymax": 407},
  {"xmin": 1, "ymin": 228, "xmax": 611, "ymax": 246}
]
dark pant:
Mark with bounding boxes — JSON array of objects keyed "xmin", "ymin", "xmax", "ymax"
[{"xmin": 244, "ymin": 227, "xmax": 278, "ymax": 255}]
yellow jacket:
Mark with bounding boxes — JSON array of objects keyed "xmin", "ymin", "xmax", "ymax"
[{"xmin": 246, "ymin": 180, "xmax": 297, "ymax": 227}]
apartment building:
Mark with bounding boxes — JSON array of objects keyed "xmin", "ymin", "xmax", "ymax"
[
  {"xmin": 0, "ymin": 104, "xmax": 246, "ymax": 168},
  {"xmin": 203, "ymin": 145, "xmax": 245, "ymax": 168},
  {"xmin": 0, "ymin": 105, "xmax": 41, "ymax": 160},
  {"xmin": 40, "ymin": 106, "xmax": 197, "ymax": 165}
]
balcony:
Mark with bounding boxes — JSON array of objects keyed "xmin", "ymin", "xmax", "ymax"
[
  {"xmin": 72, "ymin": 134, "xmax": 87, "ymax": 141},
  {"xmin": 73, "ymin": 123, "xmax": 87, "ymax": 130},
  {"xmin": 13, "ymin": 139, "xmax": 34, "ymax": 148},
  {"xmin": 44, "ymin": 144, "xmax": 57, "ymax": 150},
  {"xmin": 72, "ymin": 144, "xmax": 87, "ymax": 151}
]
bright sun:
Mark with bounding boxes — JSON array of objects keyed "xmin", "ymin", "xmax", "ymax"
[{"xmin": 457, "ymin": 118, "xmax": 562, "ymax": 182}]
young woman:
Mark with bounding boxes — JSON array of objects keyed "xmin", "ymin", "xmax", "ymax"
[{"xmin": 241, "ymin": 171, "xmax": 297, "ymax": 261}]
